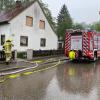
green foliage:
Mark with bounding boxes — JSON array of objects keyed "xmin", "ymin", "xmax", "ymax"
[
  {"xmin": 72, "ymin": 23, "xmax": 84, "ymax": 30},
  {"xmin": 91, "ymin": 22, "xmax": 100, "ymax": 32},
  {"xmin": 17, "ymin": 52, "xmax": 27, "ymax": 59},
  {"xmin": 20, "ymin": 0, "xmax": 33, "ymax": 6},
  {"xmin": 0, "ymin": 0, "xmax": 15, "ymax": 11},
  {"xmin": 57, "ymin": 4, "xmax": 73, "ymax": 39}
]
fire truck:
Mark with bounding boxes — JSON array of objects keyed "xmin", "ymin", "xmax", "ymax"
[{"xmin": 65, "ymin": 29, "xmax": 100, "ymax": 61}]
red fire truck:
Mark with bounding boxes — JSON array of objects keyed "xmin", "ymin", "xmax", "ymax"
[{"xmin": 65, "ymin": 29, "xmax": 100, "ymax": 61}]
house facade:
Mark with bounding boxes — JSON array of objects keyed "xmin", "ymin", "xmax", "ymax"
[{"xmin": 0, "ymin": 0, "xmax": 58, "ymax": 51}]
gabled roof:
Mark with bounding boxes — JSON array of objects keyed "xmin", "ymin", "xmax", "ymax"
[
  {"xmin": 0, "ymin": 0, "xmax": 36, "ymax": 23},
  {"xmin": 0, "ymin": 0, "xmax": 56, "ymax": 34}
]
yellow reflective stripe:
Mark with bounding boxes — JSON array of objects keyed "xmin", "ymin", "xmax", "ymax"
[
  {"xmin": 8, "ymin": 74, "xmax": 20, "ymax": 79},
  {"xmin": 33, "ymin": 60, "xmax": 43, "ymax": 63},
  {"xmin": 22, "ymin": 72, "xmax": 33, "ymax": 75}
]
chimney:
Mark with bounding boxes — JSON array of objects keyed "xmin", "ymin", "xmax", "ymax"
[{"xmin": 15, "ymin": 0, "xmax": 22, "ymax": 8}]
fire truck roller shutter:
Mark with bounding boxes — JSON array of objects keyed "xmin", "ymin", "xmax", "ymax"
[{"xmin": 69, "ymin": 50, "xmax": 75, "ymax": 60}]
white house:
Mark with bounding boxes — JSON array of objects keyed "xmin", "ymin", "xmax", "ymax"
[{"xmin": 0, "ymin": 0, "xmax": 58, "ymax": 51}]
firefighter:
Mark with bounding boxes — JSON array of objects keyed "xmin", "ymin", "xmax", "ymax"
[
  {"xmin": 3, "ymin": 39, "xmax": 14, "ymax": 64},
  {"xmin": 69, "ymin": 50, "xmax": 75, "ymax": 60}
]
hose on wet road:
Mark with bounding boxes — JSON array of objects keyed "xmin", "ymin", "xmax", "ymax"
[{"xmin": 0, "ymin": 59, "xmax": 64, "ymax": 83}]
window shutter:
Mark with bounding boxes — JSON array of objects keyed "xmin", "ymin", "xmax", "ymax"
[
  {"xmin": 26, "ymin": 16, "xmax": 33, "ymax": 26},
  {"xmin": 39, "ymin": 20, "xmax": 45, "ymax": 29}
]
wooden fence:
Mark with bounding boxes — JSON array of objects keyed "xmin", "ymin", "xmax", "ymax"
[{"xmin": 33, "ymin": 50, "xmax": 64, "ymax": 57}]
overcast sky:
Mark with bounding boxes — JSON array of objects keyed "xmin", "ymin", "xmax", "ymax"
[{"xmin": 43, "ymin": 0, "xmax": 100, "ymax": 24}]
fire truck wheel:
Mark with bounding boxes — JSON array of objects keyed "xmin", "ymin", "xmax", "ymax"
[{"xmin": 93, "ymin": 52, "xmax": 97, "ymax": 61}]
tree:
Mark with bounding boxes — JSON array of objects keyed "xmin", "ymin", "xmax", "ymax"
[
  {"xmin": 20, "ymin": 0, "xmax": 33, "ymax": 6},
  {"xmin": 57, "ymin": 4, "xmax": 73, "ymax": 39},
  {"xmin": 72, "ymin": 23, "xmax": 84, "ymax": 30},
  {"xmin": 0, "ymin": 0, "xmax": 33, "ymax": 11},
  {"xmin": 0, "ymin": 0, "xmax": 15, "ymax": 11},
  {"xmin": 0, "ymin": 0, "xmax": 4, "ymax": 10},
  {"xmin": 91, "ymin": 22, "xmax": 100, "ymax": 32}
]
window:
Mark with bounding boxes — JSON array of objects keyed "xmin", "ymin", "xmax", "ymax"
[
  {"xmin": 20, "ymin": 36, "xmax": 28, "ymax": 46},
  {"xmin": 39, "ymin": 20, "xmax": 45, "ymax": 29},
  {"xmin": 58, "ymin": 43, "xmax": 63, "ymax": 49},
  {"xmin": 26, "ymin": 16, "xmax": 33, "ymax": 26},
  {"xmin": 40, "ymin": 38, "xmax": 46, "ymax": 47},
  {"xmin": 1, "ymin": 35, "xmax": 5, "ymax": 45}
]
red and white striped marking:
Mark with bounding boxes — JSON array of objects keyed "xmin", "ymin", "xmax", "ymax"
[
  {"xmin": 65, "ymin": 33, "xmax": 71, "ymax": 54},
  {"xmin": 83, "ymin": 32, "xmax": 89, "ymax": 56}
]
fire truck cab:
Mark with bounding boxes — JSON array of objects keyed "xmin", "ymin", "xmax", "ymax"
[{"xmin": 65, "ymin": 29, "xmax": 100, "ymax": 61}]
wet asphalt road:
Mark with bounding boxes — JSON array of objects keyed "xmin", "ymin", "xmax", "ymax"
[{"xmin": 0, "ymin": 60, "xmax": 100, "ymax": 100}]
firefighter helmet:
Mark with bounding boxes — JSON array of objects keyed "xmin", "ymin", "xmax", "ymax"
[{"xmin": 6, "ymin": 39, "xmax": 12, "ymax": 42}]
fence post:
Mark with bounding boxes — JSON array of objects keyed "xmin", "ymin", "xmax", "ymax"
[
  {"xmin": 27, "ymin": 49, "xmax": 33, "ymax": 60},
  {"xmin": 14, "ymin": 50, "xmax": 17, "ymax": 60}
]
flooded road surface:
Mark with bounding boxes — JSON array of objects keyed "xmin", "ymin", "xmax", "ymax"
[{"xmin": 0, "ymin": 61, "xmax": 100, "ymax": 100}]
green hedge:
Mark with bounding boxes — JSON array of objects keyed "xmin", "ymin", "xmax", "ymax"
[
  {"xmin": 17, "ymin": 50, "xmax": 64, "ymax": 59},
  {"xmin": 17, "ymin": 52, "xmax": 27, "ymax": 59}
]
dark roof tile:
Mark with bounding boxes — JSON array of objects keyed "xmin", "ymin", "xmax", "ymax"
[{"xmin": 0, "ymin": 0, "xmax": 36, "ymax": 23}]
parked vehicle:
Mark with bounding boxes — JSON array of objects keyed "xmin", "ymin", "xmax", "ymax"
[{"xmin": 65, "ymin": 29, "xmax": 100, "ymax": 61}]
